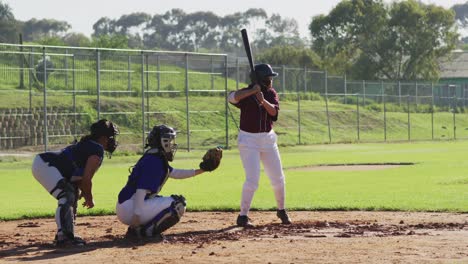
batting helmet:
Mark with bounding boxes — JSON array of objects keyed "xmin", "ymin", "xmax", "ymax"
[
  {"xmin": 146, "ymin": 125, "xmax": 178, "ymax": 161},
  {"xmin": 250, "ymin": 63, "xmax": 278, "ymax": 86}
]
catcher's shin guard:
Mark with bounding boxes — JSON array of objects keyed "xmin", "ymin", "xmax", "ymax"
[
  {"xmin": 143, "ymin": 195, "xmax": 186, "ymax": 236},
  {"xmin": 53, "ymin": 179, "xmax": 77, "ymax": 239}
]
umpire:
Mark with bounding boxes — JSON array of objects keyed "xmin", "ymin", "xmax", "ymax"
[{"xmin": 32, "ymin": 119, "xmax": 119, "ymax": 246}]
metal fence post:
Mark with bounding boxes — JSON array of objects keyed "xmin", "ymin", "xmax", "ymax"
[
  {"xmin": 344, "ymin": 74, "xmax": 347, "ymax": 104},
  {"xmin": 356, "ymin": 94, "xmax": 360, "ymax": 141},
  {"xmin": 185, "ymin": 53, "xmax": 190, "ymax": 151},
  {"xmin": 19, "ymin": 39, "xmax": 24, "ymax": 89},
  {"xmin": 407, "ymin": 95, "xmax": 411, "ymax": 141},
  {"xmin": 303, "ymin": 66, "xmax": 307, "ymax": 92},
  {"xmin": 325, "ymin": 70, "xmax": 331, "ymax": 143},
  {"xmin": 363, "ymin": 80, "xmax": 367, "ymax": 107},
  {"xmin": 28, "ymin": 49, "xmax": 33, "ymax": 113},
  {"xmin": 460, "ymin": 84, "xmax": 466, "ymax": 110},
  {"xmin": 145, "ymin": 54, "xmax": 150, "ymax": 126},
  {"xmin": 72, "ymin": 55, "xmax": 77, "ymax": 139},
  {"xmin": 297, "ymin": 84, "xmax": 301, "ymax": 144},
  {"xmin": 282, "ymin": 65, "xmax": 285, "ymax": 93},
  {"xmin": 325, "ymin": 70, "xmax": 328, "ymax": 95},
  {"xmin": 28, "ymin": 48, "xmax": 33, "ymax": 146},
  {"xmin": 415, "ymin": 81, "xmax": 418, "ymax": 107},
  {"xmin": 211, "ymin": 56, "xmax": 214, "ymax": 90},
  {"xmin": 224, "ymin": 55, "xmax": 229, "ymax": 149},
  {"xmin": 141, "ymin": 52, "xmax": 145, "ymax": 151},
  {"xmin": 42, "ymin": 47, "xmax": 48, "ymax": 151},
  {"xmin": 128, "ymin": 54, "xmax": 132, "ymax": 91},
  {"xmin": 383, "ymin": 82, "xmax": 387, "ymax": 141},
  {"xmin": 398, "ymin": 81, "xmax": 401, "ymax": 107},
  {"xmin": 236, "ymin": 57, "xmax": 239, "ymax": 90},
  {"xmin": 157, "ymin": 55, "xmax": 160, "ymax": 91},
  {"xmin": 431, "ymin": 82, "xmax": 434, "ymax": 140},
  {"xmin": 453, "ymin": 96, "xmax": 457, "ymax": 140},
  {"xmin": 96, "ymin": 49, "xmax": 101, "ymax": 120},
  {"xmin": 65, "ymin": 49, "xmax": 69, "ymax": 88}
]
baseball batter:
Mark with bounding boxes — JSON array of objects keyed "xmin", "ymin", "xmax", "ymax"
[
  {"xmin": 228, "ymin": 63, "xmax": 291, "ymax": 227},
  {"xmin": 116, "ymin": 125, "xmax": 221, "ymax": 240},
  {"xmin": 32, "ymin": 119, "xmax": 119, "ymax": 246}
]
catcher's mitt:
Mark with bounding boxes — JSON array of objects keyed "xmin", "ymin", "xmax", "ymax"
[{"xmin": 199, "ymin": 147, "xmax": 223, "ymax": 172}]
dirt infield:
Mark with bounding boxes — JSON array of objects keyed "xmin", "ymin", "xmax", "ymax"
[{"xmin": 0, "ymin": 211, "xmax": 467, "ymax": 263}]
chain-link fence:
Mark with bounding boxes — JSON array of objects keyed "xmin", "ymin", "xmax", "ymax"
[{"xmin": 1, "ymin": 43, "xmax": 468, "ymax": 152}]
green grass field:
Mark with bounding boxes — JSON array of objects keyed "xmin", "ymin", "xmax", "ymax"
[{"xmin": 1, "ymin": 140, "xmax": 467, "ymax": 220}]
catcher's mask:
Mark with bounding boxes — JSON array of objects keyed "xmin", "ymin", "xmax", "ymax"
[
  {"xmin": 250, "ymin": 63, "xmax": 278, "ymax": 88},
  {"xmin": 146, "ymin": 125, "xmax": 178, "ymax": 161},
  {"xmin": 91, "ymin": 119, "xmax": 119, "ymax": 156}
]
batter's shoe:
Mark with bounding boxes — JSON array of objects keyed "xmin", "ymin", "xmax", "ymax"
[
  {"xmin": 236, "ymin": 215, "xmax": 254, "ymax": 228},
  {"xmin": 54, "ymin": 234, "xmax": 86, "ymax": 247},
  {"xmin": 277, "ymin": 209, "xmax": 292, "ymax": 224}
]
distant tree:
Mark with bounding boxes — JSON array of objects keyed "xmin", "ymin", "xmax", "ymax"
[
  {"xmin": 255, "ymin": 14, "xmax": 305, "ymax": 50},
  {"xmin": 257, "ymin": 45, "xmax": 320, "ymax": 69},
  {"xmin": 217, "ymin": 11, "xmax": 253, "ymax": 53},
  {"xmin": 0, "ymin": 1, "xmax": 18, "ymax": 43},
  {"xmin": 62, "ymin": 32, "xmax": 91, "ymax": 47},
  {"xmin": 177, "ymin": 11, "xmax": 220, "ymax": 51},
  {"xmin": 0, "ymin": 0, "xmax": 13, "ymax": 20},
  {"xmin": 90, "ymin": 8, "xmax": 306, "ymax": 53},
  {"xmin": 36, "ymin": 35, "xmax": 66, "ymax": 46},
  {"xmin": 217, "ymin": 8, "xmax": 268, "ymax": 54},
  {"xmin": 20, "ymin": 18, "xmax": 71, "ymax": 41},
  {"xmin": 92, "ymin": 17, "xmax": 115, "ymax": 36},
  {"xmin": 451, "ymin": 2, "xmax": 468, "ymax": 44},
  {"xmin": 91, "ymin": 34, "xmax": 128, "ymax": 49},
  {"xmin": 310, "ymin": 0, "xmax": 458, "ymax": 81},
  {"xmin": 114, "ymin": 12, "xmax": 151, "ymax": 34},
  {"xmin": 114, "ymin": 12, "xmax": 151, "ymax": 48},
  {"xmin": 142, "ymin": 14, "xmax": 170, "ymax": 49},
  {"xmin": 452, "ymin": 2, "xmax": 468, "ymax": 27}
]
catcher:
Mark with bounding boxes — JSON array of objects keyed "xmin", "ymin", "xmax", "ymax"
[{"xmin": 116, "ymin": 124, "xmax": 222, "ymax": 240}]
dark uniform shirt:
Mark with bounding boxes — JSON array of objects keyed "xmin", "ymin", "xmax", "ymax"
[
  {"xmin": 231, "ymin": 85, "xmax": 280, "ymax": 133},
  {"xmin": 118, "ymin": 153, "xmax": 174, "ymax": 204},
  {"xmin": 39, "ymin": 140, "xmax": 104, "ymax": 180}
]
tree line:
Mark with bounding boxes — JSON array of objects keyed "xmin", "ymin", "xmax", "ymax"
[{"xmin": 1, "ymin": 0, "xmax": 468, "ymax": 81}]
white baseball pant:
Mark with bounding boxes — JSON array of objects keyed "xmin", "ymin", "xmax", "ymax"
[
  {"xmin": 116, "ymin": 195, "xmax": 176, "ymax": 226},
  {"xmin": 237, "ymin": 129, "xmax": 286, "ymax": 216}
]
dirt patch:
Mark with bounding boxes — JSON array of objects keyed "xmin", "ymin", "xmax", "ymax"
[
  {"xmin": 0, "ymin": 211, "xmax": 466, "ymax": 263},
  {"xmin": 288, "ymin": 163, "xmax": 414, "ymax": 171}
]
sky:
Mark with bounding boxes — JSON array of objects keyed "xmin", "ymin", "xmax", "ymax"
[{"xmin": 4, "ymin": 0, "xmax": 467, "ymax": 38}]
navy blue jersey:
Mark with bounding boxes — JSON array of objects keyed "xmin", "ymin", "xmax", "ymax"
[
  {"xmin": 118, "ymin": 153, "xmax": 173, "ymax": 204},
  {"xmin": 231, "ymin": 85, "xmax": 279, "ymax": 133},
  {"xmin": 39, "ymin": 140, "xmax": 104, "ymax": 180}
]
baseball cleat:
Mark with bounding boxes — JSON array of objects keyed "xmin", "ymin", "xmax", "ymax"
[
  {"xmin": 236, "ymin": 215, "xmax": 254, "ymax": 228},
  {"xmin": 54, "ymin": 234, "xmax": 86, "ymax": 247},
  {"xmin": 277, "ymin": 209, "xmax": 292, "ymax": 224},
  {"xmin": 125, "ymin": 226, "xmax": 141, "ymax": 239}
]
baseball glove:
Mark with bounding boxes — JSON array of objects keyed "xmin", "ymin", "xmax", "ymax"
[{"xmin": 199, "ymin": 147, "xmax": 223, "ymax": 172}]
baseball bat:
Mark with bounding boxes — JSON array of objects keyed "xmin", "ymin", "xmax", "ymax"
[{"xmin": 241, "ymin": 28, "xmax": 255, "ymax": 77}]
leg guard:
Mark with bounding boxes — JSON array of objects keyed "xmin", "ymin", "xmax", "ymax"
[
  {"xmin": 53, "ymin": 179, "xmax": 77, "ymax": 240},
  {"xmin": 143, "ymin": 195, "xmax": 186, "ymax": 236}
]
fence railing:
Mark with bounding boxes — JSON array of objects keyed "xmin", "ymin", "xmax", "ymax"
[{"xmin": 1, "ymin": 43, "xmax": 467, "ymax": 152}]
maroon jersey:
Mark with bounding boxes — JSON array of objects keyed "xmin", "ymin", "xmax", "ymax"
[{"xmin": 231, "ymin": 85, "xmax": 279, "ymax": 133}]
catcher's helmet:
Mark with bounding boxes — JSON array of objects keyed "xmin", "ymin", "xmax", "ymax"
[
  {"xmin": 250, "ymin": 63, "xmax": 278, "ymax": 85},
  {"xmin": 90, "ymin": 119, "xmax": 119, "ymax": 154},
  {"xmin": 146, "ymin": 125, "xmax": 178, "ymax": 161}
]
